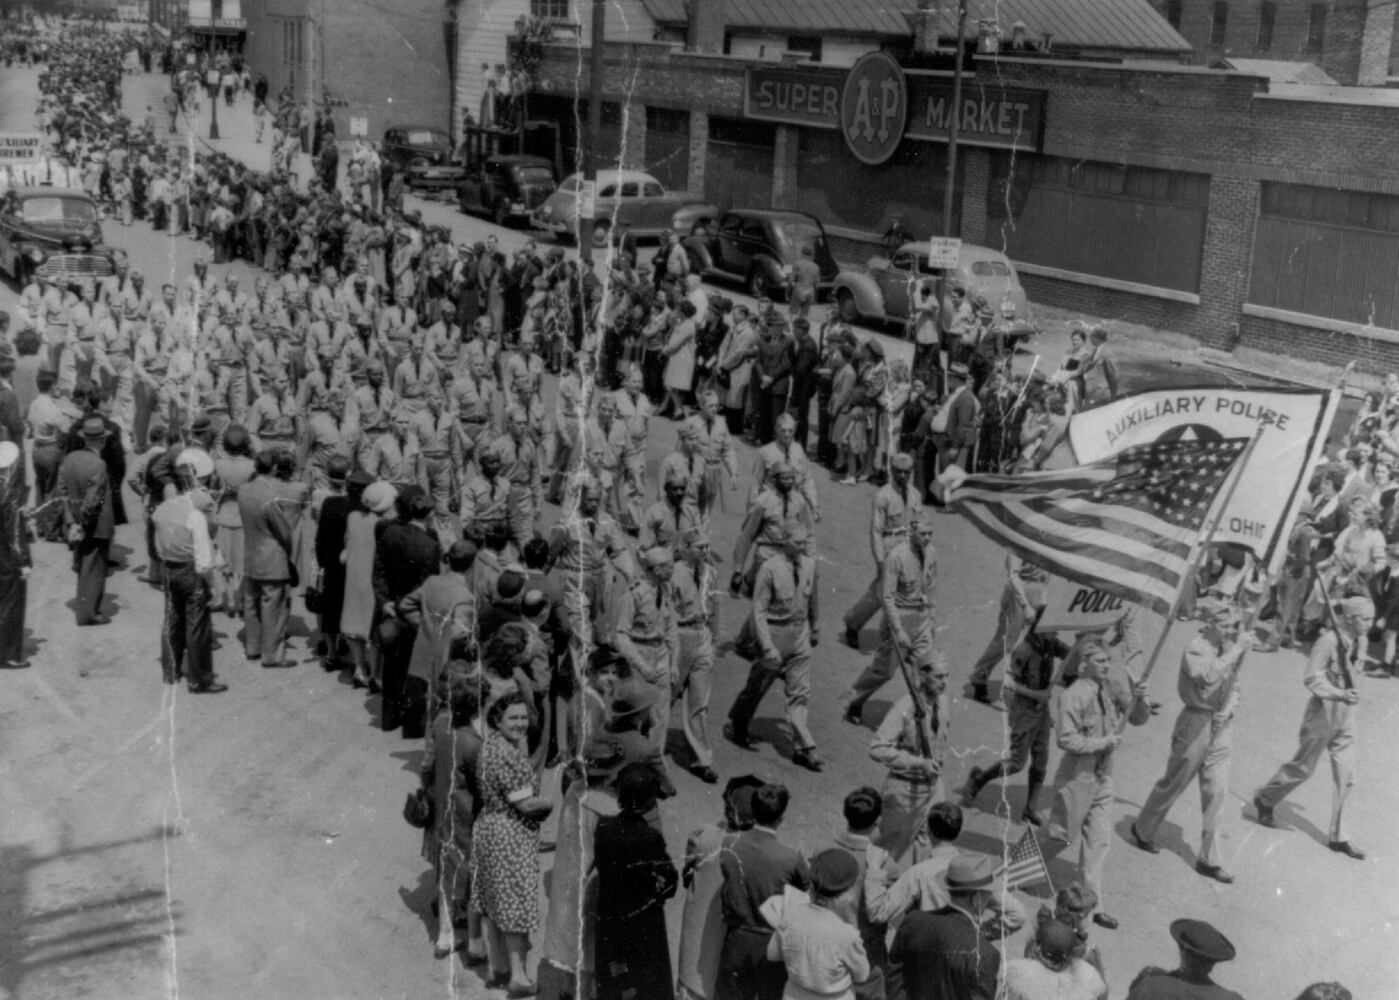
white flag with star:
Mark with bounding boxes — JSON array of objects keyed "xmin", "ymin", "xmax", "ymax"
[{"xmin": 1068, "ymin": 387, "xmax": 1337, "ymax": 575}]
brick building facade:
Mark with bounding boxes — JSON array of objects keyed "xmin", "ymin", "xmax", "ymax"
[{"xmin": 529, "ymin": 39, "xmax": 1399, "ymax": 371}]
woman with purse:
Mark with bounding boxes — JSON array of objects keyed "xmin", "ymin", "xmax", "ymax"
[{"xmin": 471, "ymin": 692, "xmax": 552, "ymax": 997}]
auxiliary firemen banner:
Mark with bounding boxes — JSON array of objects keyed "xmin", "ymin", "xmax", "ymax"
[
  {"xmin": 1068, "ymin": 386, "xmax": 1338, "ymax": 576},
  {"xmin": 1037, "ymin": 578, "xmax": 1131, "ymax": 632}
]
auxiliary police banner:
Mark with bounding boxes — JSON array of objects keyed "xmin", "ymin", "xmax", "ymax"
[
  {"xmin": 1037, "ymin": 578, "xmax": 1131, "ymax": 633},
  {"xmin": 1068, "ymin": 386, "xmax": 1338, "ymax": 575}
]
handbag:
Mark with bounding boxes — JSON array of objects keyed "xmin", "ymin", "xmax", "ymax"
[
  {"xmin": 303, "ymin": 568, "xmax": 324, "ymax": 615},
  {"xmin": 403, "ymin": 787, "xmax": 434, "ymax": 829}
]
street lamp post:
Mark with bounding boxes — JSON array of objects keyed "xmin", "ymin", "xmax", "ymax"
[
  {"xmin": 941, "ymin": 0, "xmax": 965, "ymax": 237},
  {"xmin": 209, "ymin": 80, "xmax": 221, "ymax": 140},
  {"xmin": 580, "ymin": 0, "xmax": 604, "ymax": 267}
]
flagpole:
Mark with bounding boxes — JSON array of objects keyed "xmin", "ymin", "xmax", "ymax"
[{"xmin": 1115, "ymin": 431, "xmax": 1262, "ymax": 734}]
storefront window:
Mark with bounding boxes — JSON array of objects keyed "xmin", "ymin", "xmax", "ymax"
[
  {"xmin": 987, "ymin": 152, "xmax": 1207, "ymax": 292},
  {"xmin": 1251, "ymin": 182, "xmax": 1399, "ymax": 328},
  {"xmin": 793, "ymin": 130, "xmax": 960, "ymax": 238}
]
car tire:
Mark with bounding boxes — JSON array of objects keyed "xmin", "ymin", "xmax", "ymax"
[
  {"xmin": 748, "ymin": 266, "xmax": 776, "ymax": 301},
  {"xmin": 493, "ymin": 200, "xmax": 511, "ymax": 227},
  {"xmin": 837, "ymin": 290, "xmax": 860, "ymax": 324}
]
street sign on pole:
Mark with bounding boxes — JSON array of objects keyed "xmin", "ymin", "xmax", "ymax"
[
  {"xmin": 578, "ymin": 179, "xmax": 597, "ymax": 220},
  {"xmin": 0, "ymin": 133, "xmax": 45, "ymax": 165},
  {"xmin": 927, "ymin": 236, "xmax": 961, "ymax": 270}
]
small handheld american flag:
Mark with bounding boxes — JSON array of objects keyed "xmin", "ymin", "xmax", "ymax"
[{"xmin": 997, "ymin": 828, "xmax": 1054, "ymax": 893}]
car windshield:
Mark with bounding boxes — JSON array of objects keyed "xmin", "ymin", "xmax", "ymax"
[
  {"xmin": 776, "ymin": 220, "xmax": 825, "ymax": 255},
  {"xmin": 17, "ymin": 196, "xmax": 97, "ymax": 225},
  {"xmin": 405, "ymin": 130, "xmax": 446, "ymax": 146},
  {"xmin": 971, "ymin": 259, "xmax": 1011, "ymax": 276},
  {"xmin": 514, "ymin": 166, "xmax": 554, "ymax": 183}
]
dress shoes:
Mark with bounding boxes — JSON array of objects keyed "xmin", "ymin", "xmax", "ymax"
[
  {"xmin": 1328, "ymin": 840, "xmax": 1366, "ymax": 860},
  {"xmin": 842, "ymin": 627, "xmax": 861, "ymax": 650},
  {"xmin": 842, "ymin": 702, "xmax": 864, "ymax": 726},
  {"xmin": 969, "ymin": 683, "xmax": 992, "ymax": 705},
  {"xmin": 78, "ymin": 615, "xmax": 111, "ymax": 626},
  {"xmin": 724, "ymin": 723, "xmax": 755, "ymax": 750},
  {"xmin": 792, "ymin": 748, "xmax": 825, "ymax": 772},
  {"xmin": 690, "ymin": 765, "xmax": 719, "ymax": 784},
  {"xmin": 1252, "ymin": 795, "xmax": 1276, "ymax": 828},
  {"xmin": 261, "ymin": 659, "xmax": 296, "ymax": 669},
  {"xmin": 1195, "ymin": 861, "xmax": 1234, "ymax": 883},
  {"xmin": 1129, "ymin": 822, "xmax": 1160, "ymax": 854},
  {"xmin": 1091, "ymin": 913, "xmax": 1119, "ymax": 930},
  {"xmin": 188, "ymin": 682, "xmax": 228, "ymax": 694},
  {"xmin": 959, "ymin": 768, "xmax": 985, "ymax": 808}
]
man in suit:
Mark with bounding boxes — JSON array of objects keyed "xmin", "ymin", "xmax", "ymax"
[
  {"xmin": 787, "ymin": 317, "xmax": 822, "ymax": 451},
  {"xmin": 751, "ymin": 318, "xmax": 794, "ymax": 446},
  {"xmin": 930, "ymin": 362, "xmax": 979, "ymax": 474},
  {"xmin": 885, "ymin": 855, "xmax": 1001, "ymax": 1000},
  {"xmin": 399, "ymin": 540, "xmax": 477, "ymax": 732},
  {"xmin": 237, "ymin": 450, "xmax": 297, "ymax": 665},
  {"xmin": 716, "ymin": 783, "xmax": 810, "ymax": 1000},
  {"xmin": 59, "ymin": 416, "xmax": 117, "ymax": 626},
  {"xmin": 373, "ymin": 485, "xmax": 444, "ymax": 735}
]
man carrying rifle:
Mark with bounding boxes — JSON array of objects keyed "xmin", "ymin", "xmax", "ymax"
[
  {"xmin": 1129, "ymin": 596, "xmax": 1253, "ymax": 883},
  {"xmin": 1253, "ymin": 590, "xmax": 1372, "ymax": 860},
  {"xmin": 869, "ymin": 649, "xmax": 950, "ymax": 869}
]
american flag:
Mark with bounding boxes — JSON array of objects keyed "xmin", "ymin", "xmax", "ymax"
[
  {"xmin": 951, "ymin": 438, "xmax": 1249, "ymax": 617},
  {"xmin": 997, "ymin": 828, "xmax": 1054, "ymax": 893}
]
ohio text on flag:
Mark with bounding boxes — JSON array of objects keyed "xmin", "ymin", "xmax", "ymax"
[{"xmin": 950, "ymin": 438, "xmax": 1249, "ymax": 617}]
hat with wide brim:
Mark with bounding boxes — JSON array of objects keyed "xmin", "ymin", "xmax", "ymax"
[
  {"xmin": 363, "ymin": 481, "xmax": 397, "ymax": 514},
  {"xmin": 1169, "ymin": 918, "xmax": 1236, "ymax": 964}
]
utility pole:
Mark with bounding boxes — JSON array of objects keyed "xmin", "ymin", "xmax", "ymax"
[
  {"xmin": 209, "ymin": 74, "xmax": 221, "ymax": 139},
  {"xmin": 581, "ymin": 0, "xmax": 604, "ymax": 266},
  {"xmin": 941, "ymin": 0, "xmax": 966, "ymax": 238}
]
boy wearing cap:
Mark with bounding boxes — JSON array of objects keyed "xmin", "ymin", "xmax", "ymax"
[
  {"xmin": 762, "ymin": 848, "xmax": 870, "ymax": 1000},
  {"xmin": 1125, "ymin": 919, "xmax": 1242, "ymax": 1000},
  {"xmin": 1253, "ymin": 592, "xmax": 1371, "ymax": 860},
  {"xmin": 1131, "ymin": 596, "xmax": 1254, "ymax": 882}
]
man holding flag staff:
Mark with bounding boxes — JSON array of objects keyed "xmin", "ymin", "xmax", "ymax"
[
  {"xmin": 1130, "ymin": 595, "xmax": 1253, "ymax": 882},
  {"xmin": 1253, "ymin": 590, "xmax": 1372, "ymax": 860}
]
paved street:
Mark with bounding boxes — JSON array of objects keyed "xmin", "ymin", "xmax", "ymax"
[{"xmin": 0, "ymin": 66, "xmax": 1395, "ymax": 1000}]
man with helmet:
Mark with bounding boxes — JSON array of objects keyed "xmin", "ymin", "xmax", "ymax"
[{"xmin": 154, "ymin": 447, "xmax": 225, "ymax": 692}]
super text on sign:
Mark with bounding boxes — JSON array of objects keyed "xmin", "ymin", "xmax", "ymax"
[{"xmin": 743, "ymin": 63, "xmax": 1044, "ymax": 155}]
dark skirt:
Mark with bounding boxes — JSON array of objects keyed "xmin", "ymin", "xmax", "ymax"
[{"xmin": 594, "ymin": 910, "xmax": 673, "ymax": 1000}]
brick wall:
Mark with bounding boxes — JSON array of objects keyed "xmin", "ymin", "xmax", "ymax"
[
  {"xmin": 686, "ymin": 109, "xmax": 709, "ymax": 193},
  {"xmin": 1239, "ymin": 314, "xmax": 1399, "ymax": 372},
  {"xmin": 771, "ymin": 123, "xmax": 797, "ymax": 204},
  {"xmin": 960, "ymin": 146, "xmax": 989, "ymax": 245}
]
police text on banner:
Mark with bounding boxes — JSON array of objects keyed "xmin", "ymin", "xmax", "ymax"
[
  {"xmin": 1037, "ymin": 577, "xmax": 1130, "ymax": 633},
  {"xmin": 1067, "ymin": 387, "xmax": 1336, "ymax": 575}
]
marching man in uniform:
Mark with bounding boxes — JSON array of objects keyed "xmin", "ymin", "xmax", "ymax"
[
  {"xmin": 1046, "ymin": 638, "xmax": 1150, "ymax": 931},
  {"xmin": 1253, "ymin": 592, "xmax": 1372, "ymax": 861},
  {"xmin": 612, "ymin": 546, "xmax": 681, "ymax": 761},
  {"xmin": 726, "ymin": 524, "xmax": 824, "ymax": 772},
  {"xmin": 840, "ymin": 507, "xmax": 937, "ymax": 725},
  {"xmin": 842, "ymin": 452, "xmax": 922, "ymax": 648},
  {"xmin": 669, "ymin": 526, "xmax": 719, "ymax": 784},
  {"xmin": 1130, "ymin": 596, "xmax": 1253, "ymax": 883}
]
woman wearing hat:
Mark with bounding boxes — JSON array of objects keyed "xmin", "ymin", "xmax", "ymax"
[
  {"xmin": 592, "ymin": 763, "xmax": 679, "ymax": 1000},
  {"xmin": 342, "ymin": 480, "xmax": 396, "ymax": 689},
  {"xmin": 211, "ymin": 425, "xmax": 256, "ymax": 615}
]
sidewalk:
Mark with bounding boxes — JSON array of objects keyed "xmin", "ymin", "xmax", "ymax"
[{"xmin": 120, "ymin": 71, "xmax": 285, "ymax": 179}]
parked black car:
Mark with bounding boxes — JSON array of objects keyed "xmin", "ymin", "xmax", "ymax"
[
  {"xmin": 456, "ymin": 154, "xmax": 557, "ymax": 227},
  {"xmin": 0, "ymin": 186, "xmax": 125, "ymax": 285},
  {"xmin": 381, "ymin": 124, "xmax": 465, "ymax": 189},
  {"xmin": 682, "ymin": 208, "xmax": 839, "ymax": 301}
]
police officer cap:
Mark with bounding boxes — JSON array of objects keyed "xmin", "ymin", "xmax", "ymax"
[
  {"xmin": 175, "ymin": 447, "xmax": 214, "ymax": 479},
  {"xmin": 189, "ymin": 414, "xmax": 213, "ymax": 435},
  {"xmin": 347, "ymin": 469, "xmax": 375, "ymax": 489},
  {"xmin": 809, "ymin": 848, "xmax": 860, "ymax": 895},
  {"xmin": 891, "ymin": 452, "xmax": 914, "ymax": 471},
  {"xmin": 1169, "ymin": 919, "xmax": 1236, "ymax": 964},
  {"xmin": 326, "ymin": 454, "xmax": 352, "ymax": 483},
  {"xmin": 1195, "ymin": 595, "xmax": 1239, "ymax": 627}
]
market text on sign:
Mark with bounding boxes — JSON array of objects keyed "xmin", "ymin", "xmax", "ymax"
[{"xmin": 922, "ymin": 96, "xmax": 1033, "ymax": 138}]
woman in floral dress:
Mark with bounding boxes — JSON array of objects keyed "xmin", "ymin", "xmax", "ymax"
[{"xmin": 471, "ymin": 693, "xmax": 553, "ymax": 995}]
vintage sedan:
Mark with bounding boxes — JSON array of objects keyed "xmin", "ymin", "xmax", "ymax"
[
  {"xmin": 381, "ymin": 124, "xmax": 466, "ymax": 189},
  {"xmin": 682, "ymin": 209, "xmax": 839, "ymax": 300},
  {"xmin": 0, "ymin": 186, "xmax": 124, "ymax": 284},
  {"xmin": 456, "ymin": 154, "xmax": 557, "ymax": 227},
  {"xmin": 832, "ymin": 240, "xmax": 1033, "ymax": 339},
  {"xmin": 530, "ymin": 169, "xmax": 718, "ymax": 244}
]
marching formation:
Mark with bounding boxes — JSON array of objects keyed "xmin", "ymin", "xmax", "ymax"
[{"xmin": 0, "ymin": 15, "xmax": 1374, "ymax": 1000}]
